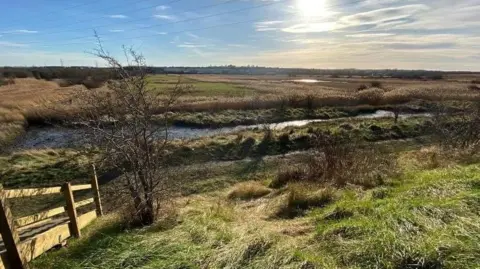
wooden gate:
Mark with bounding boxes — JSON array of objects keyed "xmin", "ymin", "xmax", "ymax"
[{"xmin": 0, "ymin": 165, "xmax": 103, "ymax": 269}]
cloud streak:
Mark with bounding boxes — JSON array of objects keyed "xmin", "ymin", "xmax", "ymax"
[
  {"xmin": 153, "ymin": 14, "xmax": 176, "ymax": 20},
  {"xmin": 108, "ymin": 14, "xmax": 128, "ymax": 19},
  {"xmin": 2, "ymin": 29, "xmax": 38, "ymax": 34}
]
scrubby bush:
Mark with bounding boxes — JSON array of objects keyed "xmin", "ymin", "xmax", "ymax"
[
  {"xmin": 278, "ymin": 133, "xmax": 291, "ymax": 150},
  {"xmin": 356, "ymin": 84, "xmax": 368, "ymax": 91},
  {"xmin": 370, "ymin": 81, "xmax": 383, "ymax": 88},
  {"xmin": 314, "ymin": 131, "xmax": 397, "ymax": 187},
  {"xmin": 339, "ymin": 123, "xmax": 354, "ymax": 130},
  {"xmin": 53, "ymin": 79, "xmax": 73, "ymax": 87},
  {"xmin": 432, "ymin": 102, "xmax": 480, "ymax": 154},
  {"xmin": 81, "ymin": 77, "xmax": 105, "ymax": 89},
  {"xmin": 0, "ymin": 77, "xmax": 15, "ymax": 86},
  {"xmin": 468, "ymin": 84, "xmax": 480, "ymax": 91},
  {"xmin": 257, "ymin": 126, "xmax": 274, "ymax": 154},
  {"xmin": 238, "ymin": 137, "xmax": 256, "ymax": 157}
]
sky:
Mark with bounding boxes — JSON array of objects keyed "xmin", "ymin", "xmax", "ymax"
[{"xmin": 0, "ymin": 0, "xmax": 479, "ymax": 70}]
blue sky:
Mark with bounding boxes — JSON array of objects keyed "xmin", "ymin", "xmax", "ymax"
[{"xmin": 1, "ymin": 0, "xmax": 479, "ymax": 70}]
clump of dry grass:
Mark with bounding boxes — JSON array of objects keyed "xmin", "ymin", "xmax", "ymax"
[
  {"xmin": 355, "ymin": 88, "xmax": 384, "ymax": 105},
  {"xmin": 227, "ymin": 181, "xmax": 272, "ymax": 200},
  {"xmin": 270, "ymin": 165, "xmax": 307, "ymax": 188},
  {"xmin": 268, "ymin": 184, "xmax": 336, "ymax": 219}
]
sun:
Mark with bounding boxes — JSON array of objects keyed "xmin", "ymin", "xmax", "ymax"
[{"xmin": 296, "ymin": 0, "xmax": 328, "ymax": 18}]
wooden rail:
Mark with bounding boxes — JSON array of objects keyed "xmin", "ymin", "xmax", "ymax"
[{"xmin": 0, "ymin": 165, "xmax": 103, "ymax": 269}]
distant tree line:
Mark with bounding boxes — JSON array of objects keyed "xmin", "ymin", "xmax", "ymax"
[
  {"xmin": 3, "ymin": 65, "xmax": 478, "ymax": 83},
  {"xmin": 150, "ymin": 66, "xmax": 449, "ymax": 80}
]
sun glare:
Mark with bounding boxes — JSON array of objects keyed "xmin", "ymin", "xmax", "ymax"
[{"xmin": 297, "ymin": 0, "xmax": 327, "ymax": 18}]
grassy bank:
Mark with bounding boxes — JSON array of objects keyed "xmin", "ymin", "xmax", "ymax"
[
  {"xmin": 0, "ymin": 149, "xmax": 92, "ymax": 188},
  {"xmin": 31, "ymin": 148, "xmax": 480, "ymax": 269},
  {"xmin": 170, "ymin": 115, "xmax": 432, "ymax": 163},
  {"xmin": 169, "ymin": 104, "xmax": 429, "ymax": 128}
]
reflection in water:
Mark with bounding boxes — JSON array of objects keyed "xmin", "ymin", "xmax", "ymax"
[
  {"xmin": 13, "ymin": 111, "xmax": 430, "ymax": 150},
  {"xmin": 290, "ymin": 79, "xmax": 328, "ymax": 83}
]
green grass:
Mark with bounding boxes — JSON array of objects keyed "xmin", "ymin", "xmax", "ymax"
[
  {"xmin": 0, "ymin": 149, "xmax": 96, "ymax": 217},
  {"xmin": 32, "ymin": 156, "xmax": 480, "ymax": 269},
  {"xmin": 0, "ymin": 149, "xmax": 92, "ymax": 188},
  {"xmin": 308, "ymin": 164, "xmax": 480, "ymax": 268}
]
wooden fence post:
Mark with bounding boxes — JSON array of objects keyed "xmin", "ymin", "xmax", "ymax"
[
  {"xmin": 90, "ymin": 165, "xmax": 103, "ymax": 217},
  {"xmin": 0, "ymin": 184, "xmax": 26, "ymax": 269},
  {"xmin": 63, "ymin": 183, "xmax": 81, "ymax": 238}
]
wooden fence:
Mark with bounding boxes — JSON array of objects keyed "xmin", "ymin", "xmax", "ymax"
[{"xmin": 0, "ymin": 165, "xmax": 103, "ymax": 269}]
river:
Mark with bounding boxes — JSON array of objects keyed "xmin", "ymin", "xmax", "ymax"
[{"xmin": 12, "ymin": 110, "xmax": 429, "ymax": 150}]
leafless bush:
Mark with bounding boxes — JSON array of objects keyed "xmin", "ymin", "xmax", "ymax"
[
  {"xmin": 370, "ymin": 81, "xmax": 383, "ymax": 88},
  {"xmin": 273, "ymin": 131, "xmax": 397, "ymax": 188},
  {"xmin": 468, "ymin": 84, "xmax": 480, "ymax": 91},
  {"xmin": 74, "ymin": 40, "xmax": 189, "ymax": 226},
  {"xmin": 357, "ymin": 84, "xmax": 368, "ymax": 91},
  {"xmin": 312, "ymin": 131, "xmax": 396, "ymax": 187},
  {"xmin": 432, "ymin": 101, "xmax": 480, "ymax": 154}
]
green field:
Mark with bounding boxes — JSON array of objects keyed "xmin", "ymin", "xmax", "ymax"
[{"xmin": 147, "ymin": 75, "xmax": 256, "ymax": 97}]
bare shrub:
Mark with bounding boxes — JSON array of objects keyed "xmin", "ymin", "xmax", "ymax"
[
  {"xmin": 357, "ymin": 84, "xmax": 368, "ymax": 91},
  {"xmin": 0, "ymin": 76, "xmax": 15, "ymax": 86},
  {"xmin": 309, "ymin": 131, "xmax": 396, "ymax": 187},
  {"xmin": 53, "ymin": 78, "xmax": 73, "ymax": 87},
  {"xmin": 74, "ymin": 42, "xmax": 188, "ymax": 226},
  {"xmin": 257, "ymin": 125, "xmax": 274, "ymax": 154},
  {"xmin": 370, "ymin": 81, "xmax": 383, "ymax": 88},
  {"xmin": 81, "ymin": 77, "xmax": 105, "ymax": 89},
  {"xmin": 227, "ymin": 181, "xmax": 271, "ymax": 200},
  {"xmin": 432, "ymin": 102, "xmax": 480, "ymax": 154},
  {"xmin": 468, "ymin": 84, "xmax": 480, "ymax": 91},
  {"xmin": 273, "ymin": 131, "xmax": 396, "ymax": 188}
]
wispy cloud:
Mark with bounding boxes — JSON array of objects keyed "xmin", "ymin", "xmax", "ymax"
[
  {"xmin": 108, "ymin": 29, "xmax": 124, "ymax": 33},
  {"xmin": 177, "ymin": 42, "xmax": 208, "ymax": 48},
  {"xmin": 255, "ymin": 20, "xmax": 283, "ymax": 32},
  {"xmin": 186, "ymin": 32, "xmax": 200, "ymax": 39},
  {"xmin": 156, "ymin": 5, "xmax": 170, "ymax": 11},
  {"xmin": 228, "ymin": 44, "xmax": 251, "ymax": 48},
  {"xmin": 346, "ymin": 33, "xmax": 395, "ymax": 38},
  {"xmin": 282, "ymin": 22, "xmax": 336, "ymax": 33},
  {"xmin": 2, "ymin": 29, "xmax": 38, "ymax": 34},
  {"xmin": 108, "ymin": 14, "xmax": 128, "ymax": 19},
  {"xmin": 281, "ymin": 4, "xmax": 429, "ymax": 34},
  {"xmin": 153, "ymin": 14, "xmax": 176, "ymax": 20},
  {"xmin": 339, "ymin": 4, "xmax": 429, "ymax": 27},
  {"xmin": 0, "ymin": 41, "xmax": 29, "ymax": 47}
]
